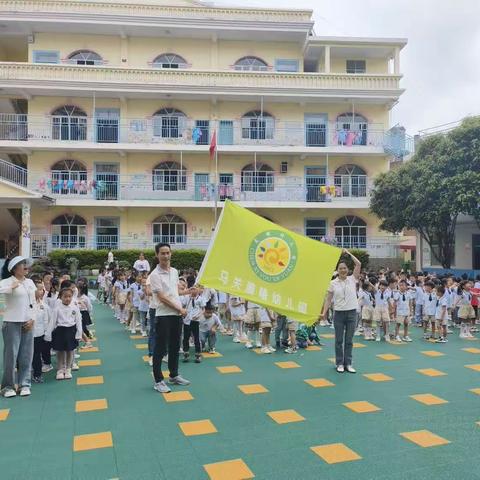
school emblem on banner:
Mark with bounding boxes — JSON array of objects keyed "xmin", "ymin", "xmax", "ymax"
[{"xmin": 197, "ymin": 201, "xmax": 341, "ymax": 325}]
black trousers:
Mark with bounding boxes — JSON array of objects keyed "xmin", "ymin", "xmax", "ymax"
[
  {"xmin": 42, "ymin": 340, "xmax": 51, "ymax": 365},
  {"xmin": 32, "ymin": 335, "xmax": 45, "ymax": 377},
  {"xmin": 152, "ymin": 315, "xmax": 182, "ymax": 383},
  {"xmin": 183, "ymin": 321, "xmax": 201, "ymax": 355}
]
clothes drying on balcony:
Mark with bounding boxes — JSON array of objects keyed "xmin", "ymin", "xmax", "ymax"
[
  {"xmin": 334, "ymin": 129, "xmax": 366, "ymax": 146},
  {"xmin": 40, "ymin": 178, "xmax": 108, "ymax": 192}
]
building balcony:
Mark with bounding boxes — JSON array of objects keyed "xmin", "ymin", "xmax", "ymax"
[
  {"xmin": 29, "ymin": 233, "xmax": 403, "ymax": 259},
  {"xmin": 0, "ymin": 63, "xmax": 403, "ymax": 101},
  {"xmin": 0, "ymin": 114, "xmax": 413, "ymax": 156},
  {"xmin": 26, "ymin": 171, "xmax": 372, "ymax": 208}
]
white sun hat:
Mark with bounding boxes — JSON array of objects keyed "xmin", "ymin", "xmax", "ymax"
[{"xmin": 7, "ymin": 256, "xmax": 33, "ymax": 273}]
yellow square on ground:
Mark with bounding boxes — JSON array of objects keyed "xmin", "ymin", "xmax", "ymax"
[
  {"xmin": 421, "ymin": 351, "xmax": 445, "ymax": 357},
  {"xmin": 310, "ymin": 443, "xmax": 362, "ymax": 464},
  {"xmin": 320, "ymin": 334, "xmax": 335, "ymax": 339},
  {"xmin": 162, "ymin": 391, "xmax": 194, "ymax": 403},
  {"xmin": 463, "ymin": 347, "xmax": 480, "ymax": 354},
  {"xmin": 417, "ymin": 368, "xmax": 447, "ymax": 377},
  {"xmin": 77, "ymin": 376, "xmax": 104, "ymax": 385},
  {"xmin": 410, "ymin": 394, "xmax": 448, "ymax": 406},
  {"xmin": 267, "ymin": 409, "xmax": 305, "ymax": 424},
  {"xmin": 202, "ymin": 352, "xmax": 223, "ymax": 358},
  {"xmin": 179, "ymin": 419, "xmax": 217, "ymax": 436},
  {"xmin": 343, "ymin": 401, "xmax": 381, "ymax": 413},
  {"xmin": 203, "ymin": 458, "xmax": 254, "ymax": 480},
  {"xmin": 275, "ymin": 361, "xmax": 300, "ymax": 369},
  {"xmin": 80, "ymin": 346, "xmax": 99, "ymax": 353},
  {"xmin": 75, "ymin": 398, "xmax": 108, "ymax": 413},
  {"xmin": 377, "ymin": 354, "xmax": 401, "ymax": 361},
  {"xmin": 465, "ymin": 337, "xmax": 479, "ymax": 341},
  {"xmin": 238, "ymin": 384, "xmax": 269, "ymax": 395},
  {"xmin": 0, "ymin": 409, "xmax": 10, "ymax": 421},
  {"xmin": 73, "ymin": 431, "xmax": 113, "ymax": 452},
  {"xmin": 253, "ymin": 348, "xmax": 264, "ymax": 355},
  {"xmin": 470, "ymin": 388, "xmax": 480, "ymax": 395},
  {"xmin": 130, "ymin": 335, "xmax": 144, "ymax": 339},
  {"xmin": 363, "ymin": 373, "xmax": 393, "ymax": 382},
  {"xmin": 135, "ymin": 343, "xmax": 148, "ymax": 350},
  {"xmin": 143, "ymin": 355, "xmax": 149, "ymax": 362},
  {"xmin": 78, "ymin": 359, "xmax": 102, "ymax": 367},
  {"xmin": 400, "ymin": 430, "xmax": 450, "ymax": 448},
  {"xmin": 305, "ymin": 345, "xmax": 322, "ymax": 351},
  {"xmin": 353, "ymin": 343, "xmax": 366, "ymax": 348},
  {"xmin": 465, "ymin": 364, "xmax": 480, "ymax": 372},
  {"xmin": 304, "ymin": 378, "xmax": 335, "ymax": 388},
  {"xmin": 216, "ymin": 366, "xmax": 242, "ymax": 374}
]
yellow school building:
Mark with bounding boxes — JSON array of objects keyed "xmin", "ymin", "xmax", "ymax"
[{"xmin": 0, "ymin": 0, "xmax": 412, "ymax": 263}]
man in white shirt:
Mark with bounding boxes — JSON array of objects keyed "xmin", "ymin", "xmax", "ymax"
[
  {"xmin": 148, "ymin": 243, "xmax": 189, "ymax": 394},
  {"xmin": 133, "ymin": 252, "xmax": 151, "ymax": 273}
]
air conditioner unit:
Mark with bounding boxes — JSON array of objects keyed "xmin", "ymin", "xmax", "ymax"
[{"xmin": 280, "ymin": 161, "xmax": 288, "ymax": 174}]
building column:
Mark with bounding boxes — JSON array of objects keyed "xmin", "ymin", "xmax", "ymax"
[
  {"xmin": 324, "ymin": 45, "xmax": 331, "ymax": 73},
  {"xmin": 393, "ymin": 47, "xmax": 400, "ymax": 75},
  {"xmin": 20, "ymin": 200, "xmax": 31, "ymax": 258}
]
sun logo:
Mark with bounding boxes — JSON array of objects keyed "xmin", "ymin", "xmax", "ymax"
[{"xmin": 249, "ymin": 230, "xmax": 298, "ymax": 283}]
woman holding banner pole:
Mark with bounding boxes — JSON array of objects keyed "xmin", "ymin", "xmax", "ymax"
[{"xmin": 320, "ymin": 249, "xmax": 361, "ymax": 373}]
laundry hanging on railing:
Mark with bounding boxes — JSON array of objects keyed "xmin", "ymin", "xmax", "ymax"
[
  {"xmin": 39, "ymin": 178, "xmax": 108, "ymax": 192},
  {"xmin": 319, "ymin": 185, "xmax": 338, "ymax": 196}
]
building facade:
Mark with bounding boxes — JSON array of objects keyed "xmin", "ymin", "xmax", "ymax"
[{"xmin": 0, "ymin": 0, "xmax": 412, "ymax": 262}]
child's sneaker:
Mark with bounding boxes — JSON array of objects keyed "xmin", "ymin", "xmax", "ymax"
[
  {"xmin": 268, "ymin": 345, "xmax": 276, "ymax": 352},
  {"xmin": 56, "ymin": 369, "xmax": 65, "ymax": 380},
  {"xmin": 375, "ymin": 336, "xmax": 381, "ymax": 342},
  {"xmin": 64, "ymin": 368, "xmax": 73, "ymax": 379},
  {"xmin": 402, "ymin": 336, "xmax": 412, "ymax": 342},
  {"xmin": 32, "ymin": 376, "xmax": 44, "ymax": 383},
  {"xmin": 260, "ymin": 346, "xmax": 272, "ymax": 354},
  {"xmin": 394, "ymin": 335, "xmax": 402, "ymax": 342},
  {"xmin": 71, "ymin": 362, "xmax": 79, "ymax": 371},
  {"xmin": 209, "ymin": 347, "xmax": 216, "ymax": 354},
  {"xmin": 148, "ymin": 356, "xmax": 153, "ymax": 367},
  {"xmin": 436, "ymin": 337, "xmax": 448, "ymax": 343},
  {"xmin": 245, "ymin": 342, "xmax": 253, "ymax": 349},
  {"xmin": 141, "ymin": 331, "xmax": 147, "ymax": 337},
  {"xmin": 285, "ymin": 347, "xmax": 297, "ymax": 354},
  {"xmin": 384, "ymin": 335, "xmax": 390, "ymax": 342},
  {"xmin": 195, "ymin": 354, "xmax": 202, "ymax": 363},
  {"xmin": 2, "ymin": 388, "xmax": 16, "ymax": 398},
  {"xmin": 42, "ymin": 364, "xmax": 53, "ymax": 373},
  {"xmin": 182, "ymin": 352, "xmax": 190, "ymax": 363}
]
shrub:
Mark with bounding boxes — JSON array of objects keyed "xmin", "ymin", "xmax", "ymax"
[{"xmin": 45, "ymin": 249, "xmax": 206, "ymax": 272}]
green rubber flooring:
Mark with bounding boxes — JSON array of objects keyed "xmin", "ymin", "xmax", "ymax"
[{"xmin": 1, "ymin": 301, "xmax": 480, "ymax": 480}]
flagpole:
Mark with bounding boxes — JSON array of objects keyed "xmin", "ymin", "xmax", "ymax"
[{"xmin": 214, "ymin": 146, "xmax": 218, "ymax": 225}]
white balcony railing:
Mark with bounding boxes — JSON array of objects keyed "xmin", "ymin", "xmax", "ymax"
[
  {"xmin": 0, "ymin": 158, "xmax": 27, "ymax": 186},
  {"xmin": 27, "ymin": 172, "xmax": 372, "ymax": 203},
  {"xmin": 0, "ymin": 114, "xmax": 408, "ymax": 151},
  {"xmin": 30, "ymin": 233, "xmax": 403, "ymax": 259}
]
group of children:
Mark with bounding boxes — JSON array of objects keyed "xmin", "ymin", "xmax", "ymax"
[
  {"xmin": 353, "ymin": 272, "xmax": 480, "ymax": 344},
  {"xmin": 29, "ymin": 272, "xmax": 95, "ymax": 382}
]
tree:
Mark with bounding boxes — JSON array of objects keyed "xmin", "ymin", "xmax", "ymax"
[{"xmin": 370, "ymin": 117, "xmax": 480, "ymax": 268}]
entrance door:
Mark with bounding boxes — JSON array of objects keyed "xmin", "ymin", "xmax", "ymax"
[
  {"xmin": 304, "ymin": 114, "xmax": 327, "ymax": 147},
  {"xmin": 195, "ymin": 173, "xmax": 210, "ymax": 201},
  {"xmin": 219, "ymin": 120, "xmax": 233, "ymax": 145},
  {"xmin": 219, "ymin": 173, "xmax": 234, "ymax": 201},
  {"xmin": 473, "ymin": 234, "xmax": 480, "ymax": 270},
  {"xmin": 95, "ymin": 217, "xmax": 119, "ymax": 250},
  {"xmin": 95, "ymin": 108, "xmax": 119, "ymax": 143},
  {"xmin": 305, "ymin": 166, "xmax": 326, "ymax": 202},
  {"xmin": 95, "ymin": 163, "xmax": 119, "ymax": 200}
]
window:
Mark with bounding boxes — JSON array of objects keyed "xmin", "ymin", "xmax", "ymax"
[
  {"xmin": 152, "ymin": 214, "xmax": 186, "ymax": 244},
  {"xmin": 152, "ymin": 108, "xmax": 186, "ymax": 138},
  {"xmin": 335, "ymin": 113, "xmax": 368, "ymax": 146},
  {"xmin": 334, "ymin": 164, "xmax": 367, "ymax": 197},
  {"xmin": 275, "ymin": 59, "xmax": 299, "ymax": 72},
  {"xmin": 95, "ymin": 217, "xmax": 119, "ymax": 250},
  {"xmin": 51, "ymin": 214, "xmax": 86, "ymax": 249},
  {"xmin": 241, "ymin": 163, "xmax": 274, "ymax": 192},
  {"xmin": 305, "ymin": 166, "xmax": 327, "ymax": 202},
  {"xmin": 346, "ymin": 60, "xmax": 366, "ymax": 74},
  {"xmin": 152, "ymin": 53, "xmax": 188, "ymax": 69},
  {"xmin": 234, "ymin": 56, "xmax": 268, "ymax": 71},
  {"xmin": 241, "ymin": 110, "xmax": 274, "ymax": 140},
  {"xmin": 219, "ymin": 173, "xmax": 234, "ymax": 201},
  {"xmin": 50, "ymin": 159, "xmax": 87, "ymax": 195},
  {"xmin": 305, "ymin": 219, "xmax": 327, "ymax": 241},
  {"xmin": 33, "ymin": 50, "xmax": 60, "ymax": 64},
  {"xmin": 67, "ymin": 50, "xmax": 103, "ymax": 65},
  {"xmin": 334, "ymin": 216, "xmax": 367, "ymax": 248},
  {"xmin": 51, "ymin": 105, "xmax": 87, "ymax": 141},
  {"xmin": 152, "ymin": 161, "xmax": 186, "ymax": 191},
  {"xmin": 194, "ymin": 120, "xmax": 209, "ymax": 145}
]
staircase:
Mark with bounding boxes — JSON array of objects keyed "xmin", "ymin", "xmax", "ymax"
[{"xmin": 0, "ymin": 158, "xmax": 27, "ymax": 187}]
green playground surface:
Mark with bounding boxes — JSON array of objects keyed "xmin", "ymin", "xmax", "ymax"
[{"xmin": 1, "ymin": 301, "xmax": 480, "ymax": 480}]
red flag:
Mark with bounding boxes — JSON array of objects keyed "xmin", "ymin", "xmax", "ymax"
[{"xmin": 209, "ymin": 130, "xmax": 217, "ymax": 159}]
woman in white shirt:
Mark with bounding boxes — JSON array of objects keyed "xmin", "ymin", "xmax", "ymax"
[
  {"xmin": 320, "ymin": 249, "xmax": 361, "ymax": 374},
  {"xmin": 0, "ymin": 256, "xmax": 36, "ymax": 397},
  {"xmin": 133, "ymin": 252, "xmax": 151, "ymax": 273}
]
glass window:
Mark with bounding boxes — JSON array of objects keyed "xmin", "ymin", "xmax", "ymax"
[
  {"xmin": 241, "ymin": 163, "xmax": 274, "ymax": 192},
  {"xmin": 67, "ymin": 50, "xmax": 103, "ymax": 65},
  {"xmin": 334, "ymin": 216, "xmax": 367, "ymax": 248},
  {"xmin": 152, "ymin": 214, "xmax": 186, "ymax": 244},
  {"xmin": 51, "ymin": 214, "xmax": 86, "ymax": 249},
  {"xmin": 51, "ymin": 105, "xmax": 87, "ymax": 141},
  {"xmin": 346, "ymin": 60, "xmax": 366, "ymax": 74},
  {"xmin": 305, "ymin": 219, "xmax": 327, "ymax": 241},
  {"xmin": 33, "ymin": 50, "xmax": 60, "ymax": 64},
  {"xmin": 153, "ymin": 53, "xmax": 188, "ymax": 69},
  {"xmin": 275, "ymin": 59, "xmax": 299, "ymax": 72},
  {"xmin": 50, "ymin": 159, "xmax": 87, "ymax": 195},
  {"xmin": 152, "ymin": 161, "xmax": 187, "ymax": 191},
  {"xmin": 241, "ymin": 111, "xmax": 274, "ymax": 140},
  {"xmin": 234, "ymin": 56, "xmax": 268, "ymax": 71}
]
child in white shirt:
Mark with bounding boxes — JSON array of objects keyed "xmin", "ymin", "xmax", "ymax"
[
  {"xmin": 423, "ymin": 282, "xmax": 437, "ymax": 339},
  {"xmin": 360, "ymin": 282, "xmax": 375, "ymax": 340},
  {"xmin": 45, "ymin": 287, "xmax": 82, "ymax": 380},
  {"xmin": 129, "ymin": 275, "xmax": 142, "ymax": 334},
  {"xmin": 435, "ymin": 285, "xmax": 448, "ymax": 343},
  {"xmin": 181, "ymin": 287, "xmax": 206, "ymax": 363},
  {"xmin": 32, "ymin": 283, "xmax": 51, "ymax": 383},
  {"xmin": 229, "ymin": 295, "xmax": 246, "ymax": 343},
  {"xmin": 199, "ymin": 302, "xmax": 222, "ymax": 353},
  {"xmin": 138, "ymin": 278, "xmax": 150, "ymax": 337},
  {"xmin": 373, "ymin": 280, "xmax": 390, "ymax": 342},
  {"xmin": 113, "ymin": 272, "xmax": 130, "ymax": 324},
  {"xmin": 393, "ymin": 280, "xmax": 413, "ymax": 342}
]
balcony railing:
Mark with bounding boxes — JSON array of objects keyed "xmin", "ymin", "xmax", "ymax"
[
  {"xmin": 0, "ymin": 63, "xmax": 402, "ymax": 92},
  {"xmin": 28, "ymin": 173, "xmax": 372, "ymax": 203},
  {"xmin": 30, "ymin": 233, "xmax": 403, "ymax": 258},
  {"xmin": 0, "ymin": 114, "xmax": 412, "ymax": 152},
  {"xmin": 0, "ymin": 158, "xmax": 27, "ymax": 186}
]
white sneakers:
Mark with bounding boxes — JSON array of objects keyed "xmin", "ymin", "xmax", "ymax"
[
  {"xmin": 64, "ymin": 369, "xmax": 73, "ymax": 380},
  {"xmin": 41, "ymin": 364, "xmax": 53, "ymax": 373},
  {"xmin": 3, "ymin": 388, "xmax": 16, "ymax": 398},
  {"xmin": 395, "ymin": 335, "xmax": 402, "ymax": 342},
  {"xmin": 260, "ymin": 346, "xmax": 272, "ymax": 354},
  {"xmin": 19, "ymin": 387, "xmax": 31, "ymax": 396},
  {"xmin": 154, "ymin": 381, "xmax": 171, "ymax": 394},
  {"xmin": 71, "ymin": 362, "xmax": 79, "ymax": 371},
  {"xmin": 56, "ymin": 369, "xmax": 65, "ymax": 380},
  {"xmin": 336, "ymin": 365, "xmax": 345, "ymax": 373},
  {"xmin": 245, "ymin": 342, "xmax": 253, "ymax": 349},
  {"xmin": 148, "ymin": 357, "xmax": 153, "ymax": 367},
  {"xmin": 141, "ymin": 331, "xmax": 148, "ymax": 337}
]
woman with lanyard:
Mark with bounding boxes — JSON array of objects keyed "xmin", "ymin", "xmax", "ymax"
[
  {"xmin": 0, "ymin": 256, "xmax": 37, "ymax": 397},
  {"xmin": 320, "ymin": 249, "xmax": 361, "ymax": 373}
]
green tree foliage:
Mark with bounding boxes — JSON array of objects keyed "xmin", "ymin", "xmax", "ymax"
[{"xmin": 370, "ymin": 117, "xmax": 480, "ymax": 268}]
